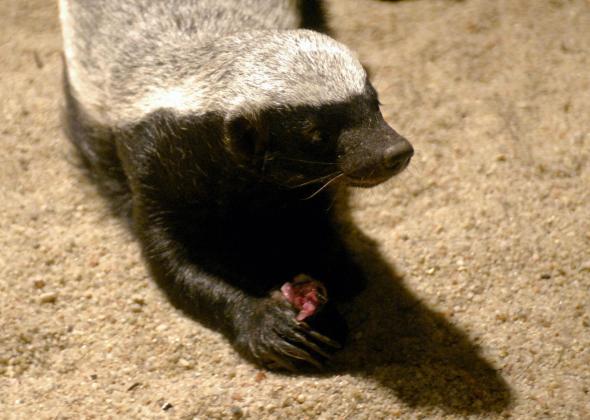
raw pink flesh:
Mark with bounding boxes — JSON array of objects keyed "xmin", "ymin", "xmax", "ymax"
[{"xmin": 281, "ymin": 275, "xmax": 327, "ymax": 321}]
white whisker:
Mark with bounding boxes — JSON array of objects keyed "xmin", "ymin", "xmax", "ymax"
[
  {"xmin": 302, "ymin": 173, "xmax": 344, "ymax": 200},
  {"xmin": 275, "ymin": 156, "xmax": 338, "ymax": 166},
  {"xmin": 288, "ymin": 172, "xmax": 341, "ymax": 188}
]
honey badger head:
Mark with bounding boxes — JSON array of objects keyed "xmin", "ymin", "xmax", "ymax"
[{"xmin": 221, "ymin": 30, "xmax": 413, "ymax": 188}]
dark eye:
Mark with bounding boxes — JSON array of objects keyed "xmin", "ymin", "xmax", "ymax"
[
  {"xmin": 302, "ymin": 121, "xmax": 323, "ymax": 144},
  {"xmin": 308, "ymin": 129, "xmax": 323, "ymax": 144}
]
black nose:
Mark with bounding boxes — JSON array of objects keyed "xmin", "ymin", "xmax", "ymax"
[{"xmin": 383, "ymin": 138, "xmax": 414, "ymax": 173}]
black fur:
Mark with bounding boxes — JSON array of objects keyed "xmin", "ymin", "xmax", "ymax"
[{"xmin": 299, "ymin": 0, "xmax": 330, "ymax": 34}]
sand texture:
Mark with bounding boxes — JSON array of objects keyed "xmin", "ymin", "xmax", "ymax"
[{"xmin": 1, "ymin": 0, "xmax": 589, "ymax": 418}]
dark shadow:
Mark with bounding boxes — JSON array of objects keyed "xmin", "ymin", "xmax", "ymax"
[
  {"xmin": 135, "ymin": 187, "xmax": 513, "ymax": 415},
  {"xmin": 323, "ymin": 191, "xmax": 513, "ymax": 414},
  {"xmin": 149, "ymin": 187, "xmax": 513, "ymax": 414}
]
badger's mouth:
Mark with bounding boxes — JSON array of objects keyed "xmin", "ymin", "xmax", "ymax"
[
  {"xmin": 344, "ymin": 173, "xmax": 396, "ymax": 188},
  {"xmin": 342, "ymin": 150, "xmax": 412, "ymax": 188}
]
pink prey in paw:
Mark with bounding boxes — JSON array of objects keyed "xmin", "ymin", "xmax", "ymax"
[{"xmin": 281, "ymin": 274, "xmax": 328, "ymax": 321}]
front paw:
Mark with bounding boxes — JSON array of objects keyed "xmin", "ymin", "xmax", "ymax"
[{"xmin": 234, "ymin": 296, "xmax": 342, "ymax": 371}]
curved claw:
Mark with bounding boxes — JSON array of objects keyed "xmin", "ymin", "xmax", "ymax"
[
  {"xmin": 297, "ymin": 322, "xmax": 342, "ymax": 349},
  {"xmin": 277, "ymin": 340, "xmax": 324, "ymax": 369},
  {"xmin": 265, "ymin": 352, "xmax": 297, "ymax": 372},
  {"xmin": 284, "ymin": 328, "xmax": 333, "ymax": 360}
]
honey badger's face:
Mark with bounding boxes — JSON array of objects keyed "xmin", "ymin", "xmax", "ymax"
[{"xmin": 225, "ymin": 84, "xmax": 413, "ymax": 189}]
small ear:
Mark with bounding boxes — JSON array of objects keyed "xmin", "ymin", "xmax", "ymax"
[{"xmin": 224, "ymin": 114, "xmax": 268, "ymax": 160}]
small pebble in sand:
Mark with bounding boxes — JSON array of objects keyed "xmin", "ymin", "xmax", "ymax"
[
  {"xmin": 161, "ymin": 402, "xmax": 173, "ymax": 411},
  {"xmin": 127, "ymin": 382, "xmax": 141, "ymax": 391},
  {"xmin": 495, "ymin": 312, "xmax": 508, "ymax": 322},
  {"xmin": 32, "ymin": 278, "xmax": 45, "ymax": 289},
  {"xmin": 39, "ymin": 292, "xmax": 57, "ymax": 304},
  {"xmin": 495, "ymin": 154, "xmax": 507, "ymax": 162},
  {"xmin": 132, "ymin": 295, "xmax": 146, "ymax": 305},
  {"xmin": 230, "ymin": 406, "xmax": 244, "ymax": 417},
  {"xmin": 178, "ymin": 358, "xmax": 191, "ymax": 368}
]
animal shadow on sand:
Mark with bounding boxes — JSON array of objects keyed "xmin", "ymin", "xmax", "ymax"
[
  {"xmin": 149, "ymin": 185, "xmax": 513, "ymax": 415},
  {"xmin": 324, "ymin": 191, "xmax": 513, "ymax": 415}
]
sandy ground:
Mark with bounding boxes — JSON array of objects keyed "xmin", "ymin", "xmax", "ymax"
[{"xmin": 1, "ymin": 0, "xmax": 589, "ymax": 418}]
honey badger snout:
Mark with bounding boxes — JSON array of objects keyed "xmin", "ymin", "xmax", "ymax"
[
  {"xmin": 382, "ymin": 138, "xmax": 414, "ymax": 173},
  {"xmin": 339, "ymin": 119, "xmax": 413, "ymax": 187}
]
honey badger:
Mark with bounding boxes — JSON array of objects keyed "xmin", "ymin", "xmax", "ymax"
[{"xmin": 60, "ymin": 0, "xmax": 413, "ymax": 371}]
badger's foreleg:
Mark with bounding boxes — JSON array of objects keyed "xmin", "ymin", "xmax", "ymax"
[
  {"xmin": 131, "ymin": 200, "xmax": 342, "ymax": 370},
  {"xmin": 114, "ymin": 113, "xmax": 341, "ymax": 371}
]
